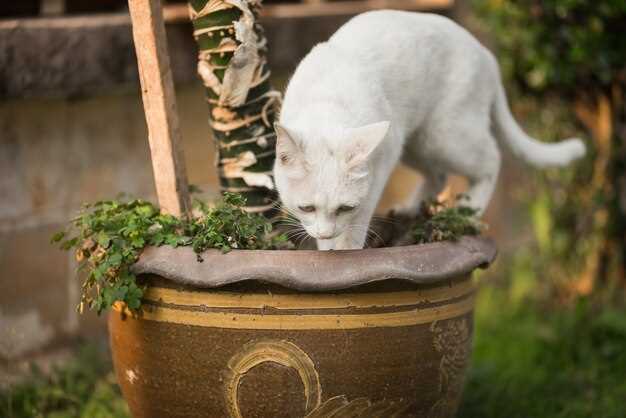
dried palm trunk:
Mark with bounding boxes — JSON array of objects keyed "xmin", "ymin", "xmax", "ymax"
[
  {"xmin": 187, "ymin": 0, "xmax": 280, "ymax": 214},
  {"xmin": 572, "ymin": 85, "xmax": 626, "ymax": 291}
]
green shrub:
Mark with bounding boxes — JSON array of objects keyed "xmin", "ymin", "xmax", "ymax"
[
  {"xmin": 476, "ymin": 0, "xmax": 626, "ymax": 94},
  {"xmin": 474, "ymin": 0, "xmax": 626, "ymax": 290}
]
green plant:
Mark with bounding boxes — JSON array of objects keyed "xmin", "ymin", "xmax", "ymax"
[
  {"xmin": 0, "ymin": 346, "xmax": 129, "ymax": 418},
  {"xmin": 52, "ymin": 193, "xmax": 288, "ymax": 314},
  {"xmin": 412, "ymin": 200, "xmax": 483, "ymax": 244}
]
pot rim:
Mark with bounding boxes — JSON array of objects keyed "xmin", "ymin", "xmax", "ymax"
[{"xmin": 131, "ymin": 236, "xmax": 496, "ymax": 292}]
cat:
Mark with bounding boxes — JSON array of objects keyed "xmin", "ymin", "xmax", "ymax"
[{"xmin": 273, "ymin": 10, "xmax": 586, "ymax": 250}]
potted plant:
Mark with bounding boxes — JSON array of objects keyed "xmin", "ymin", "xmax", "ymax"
[{"xmin": 111, "ymin": 236, "xmax": 495, "ymax": 418}]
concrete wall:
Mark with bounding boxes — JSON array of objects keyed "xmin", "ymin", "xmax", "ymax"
[{"xmin": 0, "ymin": 84, "xmax": 218, "ymax": 382}]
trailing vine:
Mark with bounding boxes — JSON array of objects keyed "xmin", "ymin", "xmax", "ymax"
[{"xmin": 52, "ymin": 193, "xmax": 288, "ymax": 314}]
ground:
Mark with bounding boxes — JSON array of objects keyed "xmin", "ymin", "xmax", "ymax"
[{"xmin": 2, "ymin": 280, "xmax": 625, "ymax": 418}]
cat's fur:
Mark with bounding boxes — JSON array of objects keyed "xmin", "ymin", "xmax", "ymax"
[{"xmin": 274, "ymin": 10, "xmax": 586, "ymax": 250}]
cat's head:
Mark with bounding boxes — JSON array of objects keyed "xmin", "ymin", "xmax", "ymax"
[{"xmin": 273, "ymin": 121, "xmax": 389, "ymax": 242}]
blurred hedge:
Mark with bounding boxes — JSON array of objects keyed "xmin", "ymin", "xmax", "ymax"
[
  {"xmin": 476, "ymin": 0, "xmax": 626, "ymax": 94},
  {"xmin": 475, "ymin": 0, "xmax": 626, "ymax": 295}
]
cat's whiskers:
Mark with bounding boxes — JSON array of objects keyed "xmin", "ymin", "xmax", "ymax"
[
  {"xmin": 295, "ymin": 231, "xmax": 312, "ymax": 249},
  {"xmin": 284, "ymin": 229, "xmax": 304, "ymax": 240},
  {"xmin": 275, "ymin": 217, "xmax": 314, "ymax": 249},
  {"xmin": 344, "ymin": 223, "xmax": 384, "ymax": 248},
  {"xmin": 371, "ymin": 215, "xmax": 399, "ymax": 225},
  {"xmin": 281, "ymin": 223, "xmax": 305, "ymax": 235},
  {"xmin": 279, "ymin": 221, "xmax": 304, "ymax": 229}
]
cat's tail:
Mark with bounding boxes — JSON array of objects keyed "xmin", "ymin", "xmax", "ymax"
[{"xmin": 491, "ymin": 82, "xmax": 586, "ymax": 168}]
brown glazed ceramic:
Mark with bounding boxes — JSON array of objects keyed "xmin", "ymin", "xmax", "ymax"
[{"xmin": 109, "ymin": 237, "xmax": 496, "ymax": 418}]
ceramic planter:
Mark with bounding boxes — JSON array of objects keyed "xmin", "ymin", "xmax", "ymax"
[{"xmin": 109, "ymin": 237, "xmax": 495, "ymax": 418}]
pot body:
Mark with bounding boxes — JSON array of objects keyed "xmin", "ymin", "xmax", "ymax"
[{"xmin": 109, "ymin": 275, "xmax": 475, "ymax": 418}]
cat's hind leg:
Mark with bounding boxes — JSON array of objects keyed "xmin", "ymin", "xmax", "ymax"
[
  {"xmin": 453, "ymin": 138, "xmax": 501, "ymax": 216},
  {"xmin": 465, "ymin": 172, "xmax": 498, "ymax": 215},
  {"xmin": 395, "ymin": 163, "xmax": 448, "ymax": 216}
]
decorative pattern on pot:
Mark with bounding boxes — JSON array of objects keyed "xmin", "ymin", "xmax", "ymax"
[
  {"xmin": 224, "ymin": 340, "xmax": 322, "ymax": 417},
  {"xmin": 429, "ymin": 318, "xmax": 472, "ymax": 418},
  {"xmin": 223, "ymin": 339, "xmax": 411, "ymax": 418},
  {"xmin": 305, "ymin": 395, "xmax": 411, "ymax": 417}
]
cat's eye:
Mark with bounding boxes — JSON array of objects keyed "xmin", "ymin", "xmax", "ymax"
[
  {"xmin": 298, "ymin": 205, "xmax": 316, "ymax": 213},
  {"xmin": 336, "ymin": 205, "xmax": 357, "ymax": 214}
]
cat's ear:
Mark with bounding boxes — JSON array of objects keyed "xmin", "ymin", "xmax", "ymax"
[
  {"xmin": 344, "ymin": 121, "xmax": 390, "ymax": 168},
  {"xmin": 274, "ymin": 123, "xmax": 306, "ymax": 177}
]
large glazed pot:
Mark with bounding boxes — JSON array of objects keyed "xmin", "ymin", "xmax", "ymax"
[{"xmin": 109, "ymin": 237, "xmax": 495, "ymax": 418}]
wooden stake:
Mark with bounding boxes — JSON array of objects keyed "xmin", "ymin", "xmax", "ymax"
[{"xmin": 128, "ymin": 0, "xmax": 191, "ymax": 218}]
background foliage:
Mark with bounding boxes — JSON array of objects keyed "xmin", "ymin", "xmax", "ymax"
[
  {"xmin": 457, "ymin": 2, "xmax": 626, "ymax": 416},
  {"xmin": 476, "ymin": 0, "xmax": 626, "ymax": 296},
  {"xmin": 476, "ymin": 0, "xmax": 626, "ymax": 94}
]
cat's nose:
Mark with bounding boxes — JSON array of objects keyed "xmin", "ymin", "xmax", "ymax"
[{"xmin": 315, "ymin": 226, "xmax": 336, "ymax": 240}]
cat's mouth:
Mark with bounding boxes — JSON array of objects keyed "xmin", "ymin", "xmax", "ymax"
[{"xmin": 310, "ymin": 232, "xmax": 341, "ymax": 240}]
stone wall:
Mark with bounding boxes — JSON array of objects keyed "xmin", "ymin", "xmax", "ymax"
[{"xmin": 0, "ymin": 84, "xmax": 218, "ymax": 382}]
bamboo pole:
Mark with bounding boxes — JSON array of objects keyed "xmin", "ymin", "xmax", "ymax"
[{"xmin": 128, "ymin": 0, "xmax": 192, "ymax": 218}]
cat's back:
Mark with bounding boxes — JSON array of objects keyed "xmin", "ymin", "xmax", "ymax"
[
  {"xmin": 281, "ymin": 10, "xmax": 496, "ymax": 131},
  {"xmin": 328, "ymin": 10, "xmax": 484, "ymax": 58},
  {"xmin": 331, "ymin": 10, "xmax": 456, "ymax": 40}
]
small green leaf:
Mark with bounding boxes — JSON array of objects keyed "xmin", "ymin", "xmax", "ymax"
[
  {"xmin": 108, "ymin": 253, "xmax": 123, "ymax": 266},
  {"xmin": 50, "ymin": 231, "xmax": 65, "ymax": 243},
  {"xmin": 135, "ymin": 204, "xmax": 156, "ymax": 218},
  {"xmin": 60, "ymin": 237, "xmax": 79, "ymax": 251},
  {"xmin": 96, "ymin": 232, "xmax": 111, "ymax": 248}
]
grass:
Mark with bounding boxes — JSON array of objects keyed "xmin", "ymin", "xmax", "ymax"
[
  {"xmin": 459, "ymin": 286, "xmax": 626, "ymax": 418},
  {"xmin": 2, "ymin": 288, "xmax": 625, "ymax": 418}
]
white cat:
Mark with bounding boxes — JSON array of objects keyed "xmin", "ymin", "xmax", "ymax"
[{"xmin": 273, "ymin": 10, "xmax": 585, "ymax": 250}]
